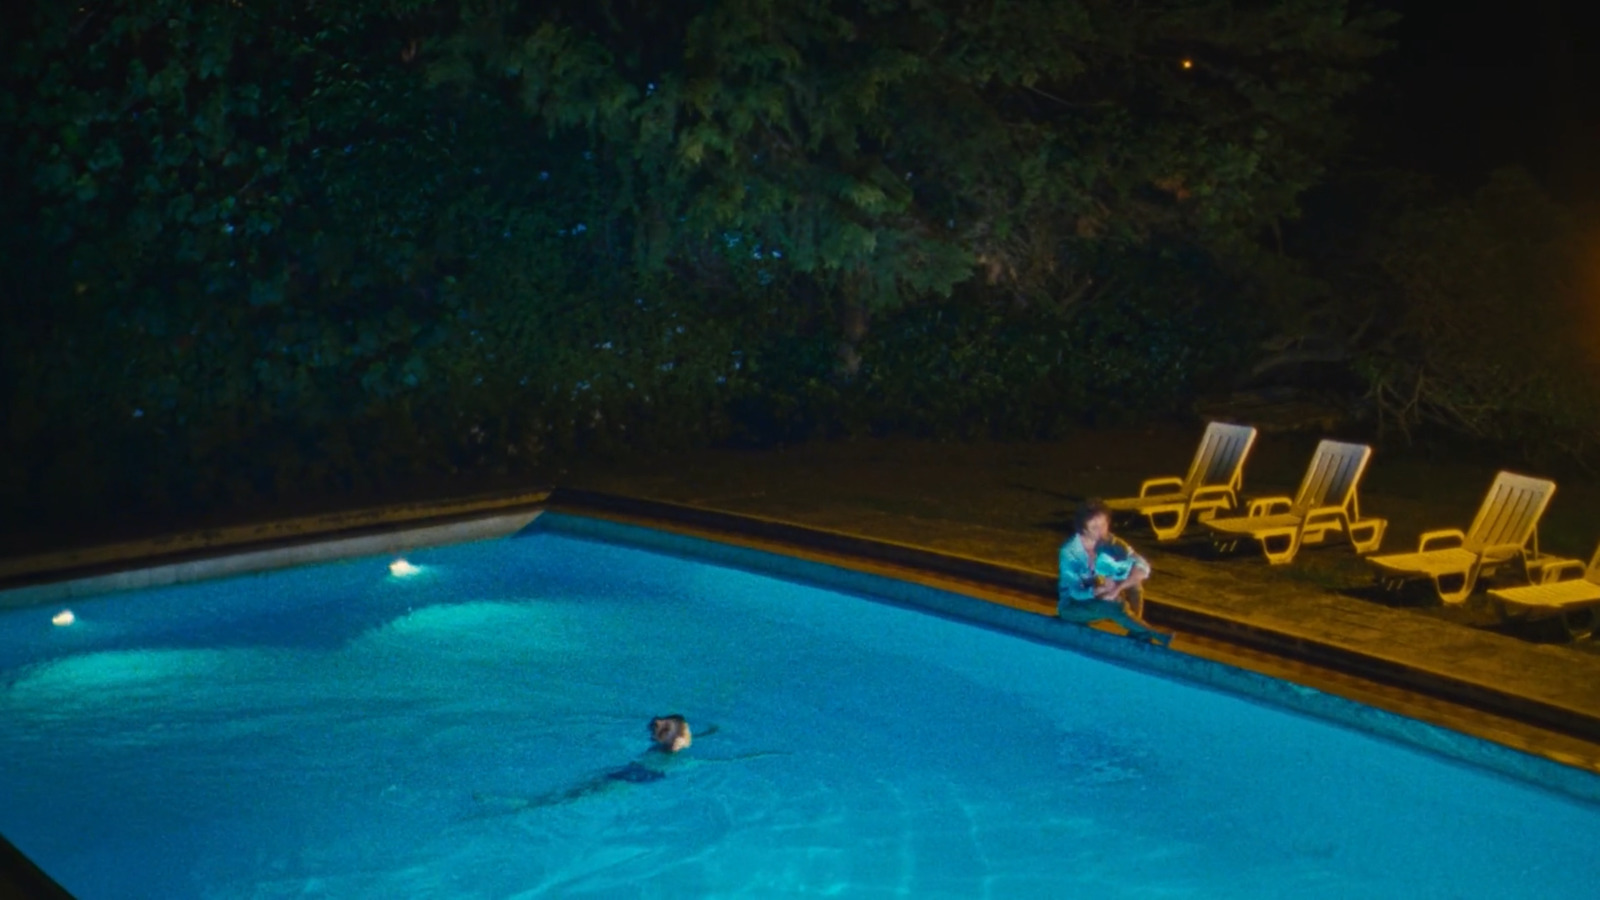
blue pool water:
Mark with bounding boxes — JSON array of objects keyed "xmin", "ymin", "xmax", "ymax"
[{"xmin": 2, "ymin": 525, "xmax": 1598, "ymax": 898}]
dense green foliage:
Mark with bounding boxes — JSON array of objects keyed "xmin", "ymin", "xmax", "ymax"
[
  {"xmin": 18, "ymin": 1, "xmax": 1587, "ymax": 540},
  {"xmin": 1350, "ymin": 169, "xmax": 1600, "ymax": 458}
]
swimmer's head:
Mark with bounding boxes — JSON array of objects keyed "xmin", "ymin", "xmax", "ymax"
[{"xmin": 649, "ymin": 714, "xmax": 692, "ymax": 753}]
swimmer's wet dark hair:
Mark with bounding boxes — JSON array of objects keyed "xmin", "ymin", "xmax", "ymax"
[
  {"xmin": 649, "ymin": 714, "xmax": 687, "ymax": 734},
  {"xmin": 1074, "ymin": 499, "xmax": 1112, "ymax": 535}
]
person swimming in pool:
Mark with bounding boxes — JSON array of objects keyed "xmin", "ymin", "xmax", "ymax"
[
  {"xmin": 604, "ymin": 714, "xmax": 709, "ymax": 784},
  {"xmin": 650, "ymin": 714, "xmax": 695, "ymax": 753},
  {"xmin": 471, "ymin": 714, "xmax": 745, "ymax": 814}
]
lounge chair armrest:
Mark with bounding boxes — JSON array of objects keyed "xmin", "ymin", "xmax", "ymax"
[
  {"xmin": 1187, "ymin": 485, "xmax": 1236, "ymax": 505},
  {"xmin": 1478, "ymin": 542, "xmax": 1530, "ymax": 562},
  {"xmin": 1303, "ymin": 505, "xmax": 1350, "ymax": 522},
  {"xmin": 1138, "ymin": 476, "xmax": 1185, "ymax": 497},
  {"xmin": 1246, "ymin": 496, "xmax": 1293, "ymax": 517},
  {"xmin": 1538, "ymin": 560, "xmax": 1587, "ymax": 584},
  {"xmin": 1418, "ymin": 529, "xmax": 1465, "ymax": 551}
]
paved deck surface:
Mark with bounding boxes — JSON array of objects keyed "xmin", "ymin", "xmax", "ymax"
[{"xmin": 564, "ymin": 431, "xmax": 1600, "ymax": 772}]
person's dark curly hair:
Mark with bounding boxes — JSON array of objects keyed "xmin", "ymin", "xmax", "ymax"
[{"xmin": 1073, "ymin": 499, "xmax": 1112, "ymax": 535}]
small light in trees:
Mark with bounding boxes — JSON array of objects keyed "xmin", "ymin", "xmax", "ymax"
[{"xmin": 1181, "ymin": 59, "xmax": 1194, "ymax": 70}]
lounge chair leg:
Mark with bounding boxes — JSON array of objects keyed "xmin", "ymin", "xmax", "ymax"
[
  {"xmin": 1562, "ymin": 608, "xmax": 1598, "ymax": 640},
  {"xmin": 1261, "ymin": 532, "xmax": 1302, "ymax": 566},
  {"xmin": 1349, "ymin": 521, "xmax": 1387, "ymax": 554},
  {"xmin": 1149, "ymin": 509, "xmax": 1187, "ymax": 542},
  {"xmin": 1432, "ymin": 570, "xmax": 1477, "ymax": 605}
]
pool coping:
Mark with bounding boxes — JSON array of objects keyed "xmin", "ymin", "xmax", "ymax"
[
  {"xmin": 5, "ymin": 486, "xmax": 1600, "ymax": 897},
  {"xmin": 6, "ymin": 484, "xmax": 1600, "ymax": 769},
  {"xmin": 0, "ymin": 491, "xmax": 551, "ymax": 607},
  {"xmin": 543, "ymin": 490, "xmax": 1600, "ymax": 750},
  {"xmin": 1, "ymin": 832, "xmax": 73, "ymax": 900},
  {"xmin": 530, "ymin": 491, "xmax": 1600, "ymax": 798},
  {"xmin": 6, "ymin": 486, "xmax": 1600, "ymax": 766}
]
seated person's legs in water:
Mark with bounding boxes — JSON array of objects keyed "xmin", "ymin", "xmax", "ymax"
[{"xmin": 1057, "ymin": 593, "xmax": 1167, "ymax": 646}]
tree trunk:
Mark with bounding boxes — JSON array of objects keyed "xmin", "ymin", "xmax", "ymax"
[{"xmin": 834, "ymin": 299, "xmax": 869, "ymax": 381}]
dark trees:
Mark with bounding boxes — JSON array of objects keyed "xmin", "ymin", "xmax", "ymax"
[
  {"xmin": 434, "ymin": 0, "xmax": 1391, "ymax": 352},
  {"xmin": 2, "ymin": 1, "xmax": 1448, "ymax": 536}
]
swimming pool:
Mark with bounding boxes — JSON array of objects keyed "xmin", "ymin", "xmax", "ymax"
[{"xmin": 2, "ymin": 515, "xmax": 1598, "ymax": 898}]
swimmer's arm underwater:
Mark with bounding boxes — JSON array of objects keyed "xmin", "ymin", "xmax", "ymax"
[
  {"xmin": 467, "ymin": 715, "xmax": 743, "ymax": 819},
  {"xmin": 468, "ymin": 761, "xmax": 656, "ymax": 816}
]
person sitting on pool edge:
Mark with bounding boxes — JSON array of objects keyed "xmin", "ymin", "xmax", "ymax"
[{"xmin": 1057, "ymin": 499, "xmax": 1173, "ymax": 647}]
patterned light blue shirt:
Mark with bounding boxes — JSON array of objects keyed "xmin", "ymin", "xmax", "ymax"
[{"xmin": 1058, "ymin": 535, "xmax": 1150, "ymax": 604}]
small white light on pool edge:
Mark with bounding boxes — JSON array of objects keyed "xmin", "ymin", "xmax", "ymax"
[
  {"xmin": 390, "ymin": 559, "xmax": 421, "ymax": 577},
  {"xmin": 52, "ymin": 609, "xmax": 75, "ymax": 627}
]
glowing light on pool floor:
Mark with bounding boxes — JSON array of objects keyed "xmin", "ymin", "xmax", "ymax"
[{"xmin": 1, "ymin": 533, "xmax": 1597, "ymax": 898}]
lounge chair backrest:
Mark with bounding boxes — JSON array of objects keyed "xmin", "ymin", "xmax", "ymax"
[
  {"xmin": 1290, "ymin": 440, "xmax": 1372, "ymax": 516},
  {"xmin": 1183, "ymin": 422, "xmax": 1259, "ymax": 492},
  {"xmin": 1462, "ymin": 471, "xmax": 1556, "ymax": 552}
]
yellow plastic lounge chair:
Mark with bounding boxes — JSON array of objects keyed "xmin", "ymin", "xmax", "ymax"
[
  {"xmin": 1489, "ymin": 543, "xmax": 1600, "ymax": 639},
  {"xmin": 1204, "ymin": 439, "xmax": 1387, "ymax": 565},
  {"xmin": 1368, "ymin": 471, "xmax": 1556, "ymax": 604},
  {"xmin": 1104, "ymin": 421, "xmax": 1259, "ymax": 541}
]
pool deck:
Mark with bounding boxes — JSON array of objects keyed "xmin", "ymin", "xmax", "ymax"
[
  {"xmin": 556, "ymin": 439, "xmax": 1600, "ymax": 777},
  {"xmin": 4, "ymin": 435, "xmax": 1600, "ymax": 782}
]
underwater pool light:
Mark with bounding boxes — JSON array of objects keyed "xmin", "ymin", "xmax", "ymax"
[
  {"xmin": 389, "ymin": 559, "xmax": 421, "ymax": 577},
  {"xmin": 52, "ymin": 609, "xmax": 76, "ymax": 626}
]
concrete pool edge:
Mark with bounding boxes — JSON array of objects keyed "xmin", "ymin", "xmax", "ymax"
[
  {"xmin": 5, "ymin": 484, "xmax": 1599, "ymax": 780},
  {"xmin": 3, "ymin": 483, "xmax": 1597, "ymax": 762},
  {"xmin": 544, "ymin": 490, "xmax": 1600, "ymax": 746},
  {"xmin": 0, "ymin": 491, "xmax": 550, "ymax": 608},
  {"xmin": 527, "ymin": 500, "xmax": 1600, "ymax": 807},
  {"xmin": 5, "ymin": 484, "xmax": 1599, "ymax": 774},
  {"xmin": 1, "ymin": 832, "xmax": 73, "ymax": 900}
]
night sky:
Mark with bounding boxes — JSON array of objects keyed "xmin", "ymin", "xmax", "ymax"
[{"xmin": 1378, "ymin": 0, "xmax": 1598, "ymax": 199}]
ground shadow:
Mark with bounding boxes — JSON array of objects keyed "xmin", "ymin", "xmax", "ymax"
[
  {"xmin": 1337, "ymin": 582, "xmax": 1421, "ymax": 609},
  {"xmin": 1032, "ymin": 513, "xmax": 1076, "ymax": 537},
  {"xmin": 1141, "ymin": 535, "xmax": 1227, "ymax": 561},
  {"xmin": 1337, "ymin": 579, "xmax": 1593, "ymax": 645},
  {"xmin": 1006, "ymin": 481, "xmax": 1085, "ymax": 504},
  {"xmin": 1478, "ymin": 616, "xmax": 1579, "ymax": 644}
]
